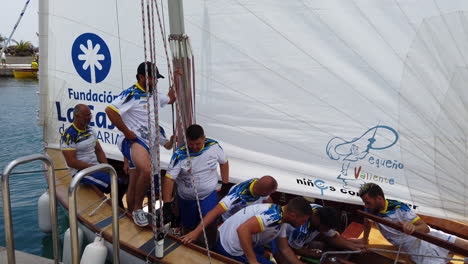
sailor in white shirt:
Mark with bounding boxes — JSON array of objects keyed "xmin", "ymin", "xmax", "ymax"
[
  {"xmin": 216, "ymin": 197, "xmax": 312, "ymax": 264},
  {"xmin": 106, "ymin": 62, "xmax": 176, "ymax": 226},
  {"xmin": 359, "ymin": 183, "xmax": 468, "ymax": 264},
  {"xmin": 181, "ymin": 176, "xmax": 277, "ymax": 244},
  {"xmin": 162, "ymin": 124, "xmax": 229, "ymax": 247},
  {"xmin": 61, "ymin": 104, "xmax": 126, "ymax": 207}
]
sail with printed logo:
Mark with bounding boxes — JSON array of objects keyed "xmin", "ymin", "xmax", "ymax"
[
  {"xmin": 39, "ymin": 0, "xmax": 467, "ymax": 223},
  {"xmin": 38, "ymin": 0, "xmax": 468, "ymax": 262}
]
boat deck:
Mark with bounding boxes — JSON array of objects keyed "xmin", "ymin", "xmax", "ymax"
[
  {"xmin": 46, "ymin": 148, "xmax": 239, "ymax": 264},
  {"xmin": 364, "ymin": 225, "xmax": 466, "ymax": 264}
]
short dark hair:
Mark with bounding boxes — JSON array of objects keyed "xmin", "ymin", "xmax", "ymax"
[
  {"xmin": 316, "ymin": 206, "xmax": 340, "ymax": 229},
  {"xmin": 186, "ymin": 124, "xmax": 205, "ymax": 140},
  {"xmin": 286, "ymin": 197, "xmax": 312, "ymax": 216},
  {"xmin": 136, "ymin": 61, "xmax": 164, "ymax": 80},
  {"xmin": 358, "ymin": 183, "xmax": 385, "ymax": 199}
]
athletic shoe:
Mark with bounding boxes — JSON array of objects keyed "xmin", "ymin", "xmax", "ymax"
[{"xmin": 132, "ymin": 209, "xmax": 149, "ymax": 227}]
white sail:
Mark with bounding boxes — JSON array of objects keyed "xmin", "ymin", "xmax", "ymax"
[{"xmin": 40, "ymin": 0, "xmax": 468, "ymax": 221}]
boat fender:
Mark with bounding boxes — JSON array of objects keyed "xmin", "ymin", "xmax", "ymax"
[
  {"xmin": 80, "ymin": 236, "xmax": 107, "ymax": 264},
  {"xmin": 62, "ymin": 227, "xmax": 84, "ymax": 264},
  {"xmin": 38, "ymin": 191, "xmax": 51, "ymax": 232},
  {"xmin": 155, "ymin": 232, "xmax": 165, "ymax": 258}
]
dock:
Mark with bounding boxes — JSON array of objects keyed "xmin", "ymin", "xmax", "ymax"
[
  {"xmin": 0, "ymin": 247, "xmax": 54, "ymax": 264},
  {"xmin": 0, "ymin": 56, "xmax": 35, "ymax": 77}
]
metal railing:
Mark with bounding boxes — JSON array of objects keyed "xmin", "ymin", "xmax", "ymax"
[
  {"xmin": 1, "ymin": 154, "xmax": 60, "ymax": 264},
  {"xmin": 68, "ymin": 164, "xmax": 120, "ymax": 264}
]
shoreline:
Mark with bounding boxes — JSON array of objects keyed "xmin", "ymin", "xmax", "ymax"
[{"xmin": 0, "ymin": 56, "xmax": 36, "ymax": 77}]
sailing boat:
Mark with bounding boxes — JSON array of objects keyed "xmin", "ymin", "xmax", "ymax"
[{"xmin": 38, "ymin": 0, "xmax": 467, "ymax": 263}]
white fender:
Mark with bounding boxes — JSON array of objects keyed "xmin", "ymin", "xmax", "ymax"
[
  {"xmin": 62, "ymin": 227, "xmax": 84, "ymax": 264},
  {"xmin": 80, "ymin": 236, "xmax": 107, "ymax": 264},
  {"xmin": 37, "ymin": 191, "xmax": 51, "ymax": 232}
]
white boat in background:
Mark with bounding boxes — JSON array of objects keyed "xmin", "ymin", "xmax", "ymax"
[{"xmin": 37, "ymin": 0, "xmax": 468, "ymax": 263}]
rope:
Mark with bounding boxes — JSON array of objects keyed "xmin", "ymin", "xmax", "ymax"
[
  {"xmin": 318, "ymin": 247, "xmax": 467, "ymax": 263},
  {"xmin": 113, "ymin": 0, "xmax": 125, "ymax": 90},
  {"xmin": 156, "ymin": 2, "xmax": 211, "ymax": 258},
  {"xmin": 143, "ymin": 1, "xmax": 212, "ymax": 260},
  {"xmin": 393, "ymin": 243, "xmax": 403, "ymax": 264},
  {"xmin": 148, "ymin": 0, "xmax": 163, "ymax": 236},
  {"xmin": 0, "ymin": 167, "xmax": 68, "ymax": 177},
  {"xmin": 88, "ymin": 197, "xmax": 111, "ymax": 216},
  {"xmin": 319, "ymin": 250, "xmax": 361, "ymax": 263},
  {"xmin": 140, "ymin": 0, "xmax": 160, "ymax": 254},
  {"xmin": 369, "ymin": 248, "xmax": 467, "ymax": 262}
]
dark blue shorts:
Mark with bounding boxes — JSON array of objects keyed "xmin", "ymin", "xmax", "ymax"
[
  {"xmin": 76, "ymin": 171, "xmax": 112, "ymax": 193},
  {"xmin": 177, "ymin": 191, "xmax": 218, "ymax": 230},
  {"xmin": 120, "ymin": 138, "xmax": 149, "ymax": 169},
  {"xmin": 215, "ymin": 240, "xmax": 272, "ymax": 264}
]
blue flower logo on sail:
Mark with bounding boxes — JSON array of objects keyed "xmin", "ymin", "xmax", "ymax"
[
  {"xmin": 71, "ymin": 33, "xmax": 111, "ymax": 84},
  {"xmin": 326, "ymin": 125, "xmax": 399, "ymax": 185}
]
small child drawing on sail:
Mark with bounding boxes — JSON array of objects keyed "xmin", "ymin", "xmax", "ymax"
[{"xmin": 326, "ymin": 125, "xmax": 399, "ymax": 186}]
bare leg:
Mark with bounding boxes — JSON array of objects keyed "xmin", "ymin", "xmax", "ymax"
[
  {"xmin": 126, "ymin": 168, "xmax": 138, "ymax": 212},
  {"xmin": 130, "ymin": 143, "xmax": 152, "ymax": 211}
]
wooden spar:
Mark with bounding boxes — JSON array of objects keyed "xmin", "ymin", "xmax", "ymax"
[{"xmin": 357, "ymin": 210, "xmax": 468, "ymax": 257}]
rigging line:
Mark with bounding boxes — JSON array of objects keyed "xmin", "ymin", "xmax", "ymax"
[
  {"xmin": 153, "ymin": 0, "xmax": 177, "ymax": 232},
  {"xmin": 45, "ymin": 13, "xmax": 163, "ymax": 53},
  {"xmin": 297, "ymin": 0, "xmax": 468, "ymax": 167},
  {"xmin": 168, "ymin": 43, "xmax": 213, "ymax": 264},
  {"xmin": 114, "ymin": 0, "xmax": 125, "ymax": 90},
  {"xmin": 77, "ymin": 196, "xmax": 107, "ymax": 215},
  {"xmin": 147, "ymin": 0, "xmax": 158, "ymax": 237},
  {"xmin": 149, "ymin": 0, "xmax": 164, "ymax": 236},
  {"xmin": 141, "ymin": 0, "xmax": 161, "ymax": 246},
  {"xmin": 0, "ymin": 167, "xmax": 68, "ymax": 177},
  {"xmin": 370, "ymin": 248, "xmax": 468, "ymax": 262},
  {"xmin": 154, "ymin": 0, "xmax": 174, "ymax": 87}
]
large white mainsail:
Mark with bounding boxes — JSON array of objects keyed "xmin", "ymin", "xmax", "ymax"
[{"xmin": 40, "ymin": 0, "xmax": 468, "ymax": 222}]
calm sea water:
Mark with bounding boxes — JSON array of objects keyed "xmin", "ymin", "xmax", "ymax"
[{"xmin": 0, "ymin": 77, "xmax": 69, "ymax": 259}]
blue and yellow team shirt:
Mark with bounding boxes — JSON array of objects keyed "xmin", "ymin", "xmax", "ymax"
[
  {"xmin": 366, "ymin": 199, "xmax": 420, "ymax": 247},
  {"xmin": 281, "ymin": 204, "xmax": 336, "ymax": 249},
  {"xmin": 165, "ymin": 138, "xmax": 228, "ymax": 200},
  {"xmin": 60, "ymin": 124, "xmax": 98, "ymax": 175},
  {"xmin": 219, "ymin": 178, "xmax": 269, "ymax": 221},
  {"xmin": 219, "ymin": 203, "xmax": 284, "ymax": 256},
  {"xmin": 108, "ymin": 83, "xmax": 170, "ymax": 147}
]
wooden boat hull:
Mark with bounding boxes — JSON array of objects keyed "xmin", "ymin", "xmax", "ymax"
[
  {"xmin": 45, "ymin": 148, "xmax": 467, "ymax": 264},
  {"xmin": 13, "ymin": 69, "xmax": 38, "ymax": 79},
  {"xmin": 45, "ymin": 148, "xmax": 240, "ymax": 264}
]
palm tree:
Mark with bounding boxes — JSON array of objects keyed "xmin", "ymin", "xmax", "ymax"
[
  {"xmin": 0, "ymin": 34, "xmax": 5, "ymax": 50},
  {"xmin": 12, "ymin": 40, "xmax": 34, "ymax": 56}
]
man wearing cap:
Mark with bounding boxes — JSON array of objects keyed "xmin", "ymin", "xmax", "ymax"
[{"xmin": 106, "ymin": 61, "xmax": 175, "ymax": 226}]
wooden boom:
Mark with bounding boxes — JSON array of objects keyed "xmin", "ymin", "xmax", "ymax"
[{"xmin": 357, "ymin": 210, "xmax": 468, "ymax": 257}]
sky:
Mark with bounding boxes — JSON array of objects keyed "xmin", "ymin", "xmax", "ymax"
[{"xmin": 1, "ymin": 0, "xmax": 39, "ymax": 47}]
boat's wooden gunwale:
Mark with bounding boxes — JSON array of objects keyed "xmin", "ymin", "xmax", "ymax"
[{"xmin": 45, "ymin": 147, "xmax": 240, "ymax": 264}]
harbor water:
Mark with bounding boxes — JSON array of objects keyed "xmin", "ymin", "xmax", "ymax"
[{"xmin": 0, "ymin": 77, "xmax": 69, "ymax": 260}]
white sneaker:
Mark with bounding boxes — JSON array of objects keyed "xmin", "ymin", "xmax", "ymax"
[{"xmin": 132, "ymin": 209, "xmax": 149, "ymax": 227}]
